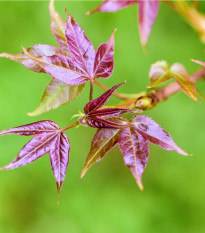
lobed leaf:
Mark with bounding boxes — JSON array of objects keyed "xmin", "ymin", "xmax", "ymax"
[
  {"xmin": 133, "ymin": 115, "xmax": 188, "ymax": 156},
  {"xmin": 27, "ymin": 80, "xmax": 85, "ymax": 116},
  {"xmin": 138, "ymin": 1, "xmax": 160, "ymax": 47},
  {"xmin": 0, "ymin": 120, "xmax": 70, "ymax": 196},
  {"xmin": 81, "ymin": 128, "xmax": 121, "ymax": 177},
  {"xmin": 118, "ymin": 127, "xmax": 149, "ymax": 190}
]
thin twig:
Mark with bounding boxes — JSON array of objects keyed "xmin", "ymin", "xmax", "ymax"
[{"xmin": 94, "ymin": 80, "xmax": 128, "ymax": 100}]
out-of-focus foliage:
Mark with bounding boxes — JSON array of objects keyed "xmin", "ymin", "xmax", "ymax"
[{"xmin": 0, "ymin": 1, "xmax": 205, "ymax": 233}]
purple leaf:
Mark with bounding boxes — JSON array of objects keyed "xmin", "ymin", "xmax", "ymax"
[
  {"xmin": 93, "ymin": 29, "xmax": 116, "ymax": 79},
  {"xmin": 0, "ymin": 120, "xmax": 70, "ymax": 195},
  {"xmin": 118, "ymin": 127, "xmax": 149, "ymax": 190},
  {"xmin": 85, "ymin": 116, "xmax": 129, "ymax": 129},
  {"xmin": 49, "ymin": 132, "xmax": 70, "ymax": 194},
  {"xmin": 1, "ymin": 132, "xmax": 56, "ymax": 170},
  {"xmin": 81, "ymin": 128, "xmax": 121, "ymax": 177},
  {"xmin": 23, "ymin": 49, "xmax": 89, "ymax": 86},
  {"xmin": 0, "ymin": 120, "xmax": 59, "ymax": 136},
  {"xmin": 0, "ymin": 44, "xmax": 66, "ymax": 73},
  {"xmin": 83, "ymin": 82, "xmax": 138, "ymax": 129},
  {"xmin": 65, "ymin": 12, "xmax": 95, "ymax": 78},
  {"xmin": 138, "ymin": 0, "xmax": 159, "ymax": 47},
  {"xmin": 87, "ymin": 0, "xmax": 137, "ymax": 15},
  {"xmin": 84, "ymin": 82, "xmax": 125, "ymax": 114},
  {"xmin": 89, "ymin": 107, "xmax": 138, "ymax": 118},
  {"xmin": 49, "ymin": 0, "xmax": 69, "ymax": 51},
  {"xmin": 133, "ymin": 115, "xmax": 188, "ymax": 155}
]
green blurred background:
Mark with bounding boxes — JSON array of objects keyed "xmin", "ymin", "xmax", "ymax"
[{"xmin": 0, "ymin": 1, "xmax": 205, "ymax": 233}]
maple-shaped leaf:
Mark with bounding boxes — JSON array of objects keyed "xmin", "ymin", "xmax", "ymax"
[
  {"xmin": 0, "ymin": 121, "xmax": 70, "ymax": 196},
  {"xmin": 118, "ymin": 127, "xmax": 149, "ymax": 190},
  {"xmin": 132, "ymin": 115, "xmax": 188, "ymax": 155},
  {"xmin": 81, "ymin": 127, "xmax": 121, "ymax": 178},
  {"xmin": 148, "ymin": 61, "xmax": 198, "ymax": 102},
  {"xmin": 82, "ymin": 82, "xmax": 138, "ymax": 128},
  {"xmin": 87, "ymin": 0, "xmax": 159, "ymax": 47},
  {"xmin": 0, "ymin": 0, "xmax": 116, "ymax": 116}
]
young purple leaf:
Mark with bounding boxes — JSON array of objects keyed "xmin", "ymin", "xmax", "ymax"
[
  {"xmin": 81, "ymin": 128, "xmax": 121, "ymax": 178},
  {"xmin": 0, "ymin": 44, "xmax": 66, "ymax": 73},
  {"xmin": 23, "ymin": 49, "xmax": 89, "ymax": 86},
  {"xmin": 118, "ymin": 127, "xmax": 149, "ymax": 190},
  {"xmin": 85, "ymin": 116, "xmax": 130, "ymax": 129},
  {"xmin": 27, "ymin": 80, "xmax": 85, "ymax": 116},
  {"xmin": 65, "ymin": 11, "xmax": 95, "ymax": 77},
  {"xmin": 93, "ymin": 29, "xmax": 116, "ymax": 79},
  {"xmin": 87, "ymin": 0, "xmax": 137, "ymax": 15},
  {"xmin": 0, "ymin": 120, "xmax": 59, "ymax": 136},
  {"xmin": 138, "ymin": 1, "xmax": 159, "ymax": 47},
  {"xmin": 132, "ymin": 115, "xmax": 188, "ymax": 156},
  {"xmin": 0, "ymin": 120, "xmax": 70, "ymax": 195},
  {"xmin": 49, "ymin": 0, "xmax": 69, "ymax": 51},
  {"xmin": 83, "ymin": 82, "xmax": 138, "ymax": 129},
  {"xmin": 49, "ymin": 132, "xmax": 70, "ymax": 195},
  {"xmin": 84, "ymin": 82, "xmax": 125, "ymax": 114}
]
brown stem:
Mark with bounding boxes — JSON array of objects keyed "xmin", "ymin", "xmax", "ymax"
[
  {"xmin": 133, "ymin": 68, "xmax": 205, "ymax": 111},
  {"xmin": 94, "ymin": 80, "xmax": 128, "ymax": 100},
  {"xmin": 89, "ymin": 79, "xmax": 94, "ymax": 101},
  {"xmin": 164, "ymin": 1, "xmax": 205, "ymax": 43},
  {"xmin": 61, "ymin": 121, "xmax": 79, "ymax": 132}
]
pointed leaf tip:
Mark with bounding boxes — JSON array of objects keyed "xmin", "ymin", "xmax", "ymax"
[
  {"xmin": 56, "ymin": 181, "xmax": 62, "ymax": 203},
  {"xmin": 80, "ymin": 168, "xmax": 86, "ymax": 178}
]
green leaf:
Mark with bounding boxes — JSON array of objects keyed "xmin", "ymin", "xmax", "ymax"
[
  {"xmin": 27, "ymin": 80, "xmax": 85, "ymax": 116},
  {"xmin": 81, "ymin": 128, "xmax": 121, "ymax": 178},
  {"xmin": 170, "ymin": 63, "xmax": 198, "ymax": 102}
]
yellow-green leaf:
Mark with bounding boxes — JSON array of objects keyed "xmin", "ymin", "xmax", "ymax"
[
  {"xmin": 81, "ymin": 128, "xmax": 121, "ymax": 178},
  {"xmin": 170, "ymin": 63, "xmax": 198, "ymax": 102},
  {"xmin": 27, "ymin": 80, "xmax": 85, "ymax": 116}
]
